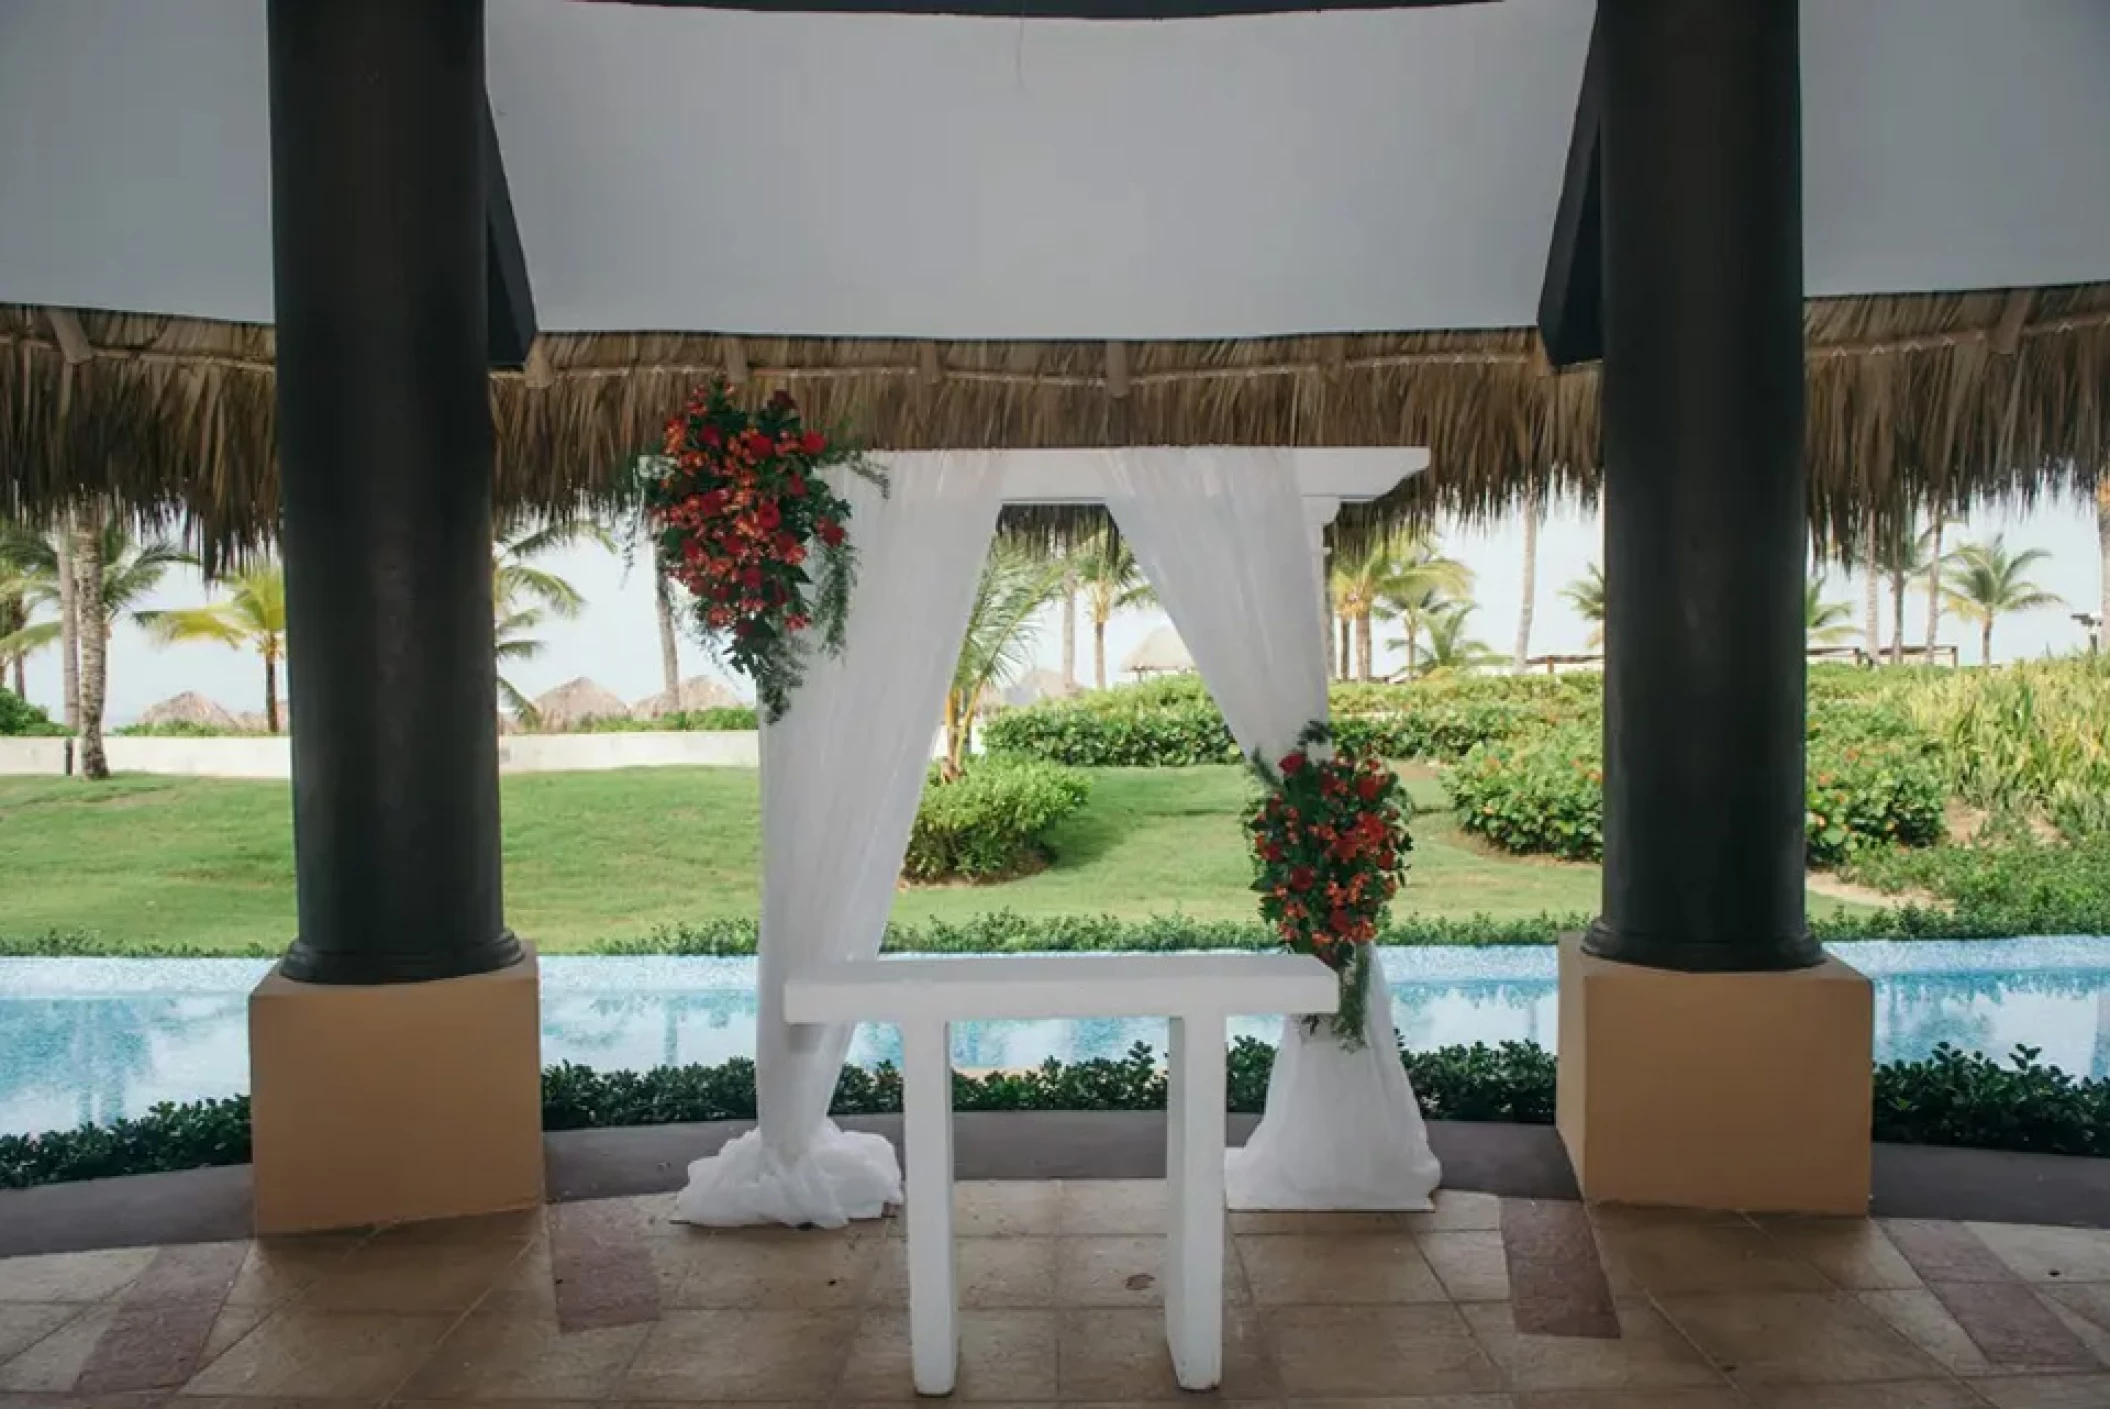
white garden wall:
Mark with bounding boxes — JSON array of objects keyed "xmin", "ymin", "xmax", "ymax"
[
  {"xmin": 0, "ymin": 731, "xmax": 768, "ymax": 778},
  {"xmin": 0, "ymin": 738, "xmax": 69, "ymax": 776}
]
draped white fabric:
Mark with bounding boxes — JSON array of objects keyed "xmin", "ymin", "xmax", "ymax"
[
  {"xmin": 1105, "ymin": 447, "xmax": 1443, "ymax": 1212},
  {"xmin": 675, "ymin": 453, "xmax": 1005, "ymax": 1228}
]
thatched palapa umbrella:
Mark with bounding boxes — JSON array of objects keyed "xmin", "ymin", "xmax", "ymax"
[
  {"xmin": 630, "ymin": 676, "xmax": 741, "ymax": 720},
  {"xmin": 135, "ymin": 692, "xmax": 240, "ymax": 731},
  {"xmin": 1000, "ymin": 668, "xmax": 1082, "ymax": 709},
  {"xmin": 1122, "ymin": 626, "xmax": 1194, "ymax": 679},
  {"xmin": 528, "ymin": 677, "xmax": 628, "ymax": 732}
]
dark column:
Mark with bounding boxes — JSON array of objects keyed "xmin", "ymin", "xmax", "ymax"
[
  {"xmin": 1584, "ymin": 0, "xmax": 1820, "ymax": 974},
  {"xmin": 269, "ymin": 0, "xmax": 519, "ymax": 984}
]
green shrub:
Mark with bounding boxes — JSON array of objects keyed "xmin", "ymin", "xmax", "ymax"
[
  {"xmin": 984, "ymin": 695, "xmax": 1239, "ymax": 767},
  {"xmin": 903, "ymin": 758, "xmax": 1092, "ymax": 882},
  {"xmin": 1803, "ymin": 729, "xmax": 1947, "ymax": 865},
  {"xmin": 573, "ymin": 706, "xmax": 759, "ymax": 733},
  {"xmin": 113, "ymin": 720, "xmax": 254, "ymax": 738},
  {"xmin": 0, "ymin": 688, "xmax": 65, "ymax": 737},
  {"xmin": 1842, "ymin": 833, "xmax": 2110, "ymax": 935},
  {"xmin": 7, "ymin": 1038, "xmax": 2104, "ymax": 1189},
  {"xmin": 1446, "ymin": 725, "xmax": 1603, "ymax": 860}
]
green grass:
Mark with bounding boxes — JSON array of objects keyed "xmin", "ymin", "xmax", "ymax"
[{"xmin": 0, "ymin": 767, "xmax": 1864, "ymax": 953}]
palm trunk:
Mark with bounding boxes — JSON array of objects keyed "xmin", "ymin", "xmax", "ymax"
[
  {"xmin": 9, "ymin": 649, "xmax": 23, "ymax": 699},
  {"xmin": 654, "ymin": 577, "xmax": 682, "ymax": 700},
  {"xmin": 1889, "ymin": 569, "xmax": 1907, "ymax": 667},
  {"xmin": 2096, "ymin": 478, "xmax": 2109, "ymax": 650},
  {"xmin": 1513, "ymin": 484, "xmax": 1540, "ymax": 670},
  {"xmin": 1093, "ymin": 618, "xmax": 1107, "ymax": 691},
  {"xmin": 55, "ymin": 516, "xmax": 80, "ymax": 730},
  {"xmin": 1336, "ymin": 615, "xmax": 1350, "ymax": 680},
  {"xmin": 264, "ymin": 651, "xmax": 281, "ymax": 734},
  {"xmin": 1405, "ymin": 619, "xmax": 1420, "ymax": 681},
  {"xmin": 1862, "ymin": 511, "xmax": 1881, "ymax": 662},
  {"xmin": 1981, "ymin": 617, "xmax": 1995, "ymax": 667},
  {"xmin": 74, "ymin": 522, "xmax": 108, "ymax": 779},
  {"xmin": 1355, "ymin": 612, "xmax": 1374, "ymax": 682},
  {"xmin": 1925, "ymin": 519, "xmax": 1945, "ymax": 660},
  {"xmin": 1060, "ymin": 585, "xmax": 1078, "ymax": 688}
]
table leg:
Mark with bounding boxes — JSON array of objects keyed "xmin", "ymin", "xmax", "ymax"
[
  {"xmin": 1163, "ymin": 1011, "xmax": 1226, "ymax": 1391},
  {"xmin": 902, "ymin": 1019, "xmax": 958, "ymax": 1396}
]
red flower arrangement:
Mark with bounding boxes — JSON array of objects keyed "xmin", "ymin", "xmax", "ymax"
[
  {"xmin": 1245, "ymin": 721, "xmax": 1413, "ymax": 1046},
  {"xmin": 639, "ymin": 379, "xmax": 885, "ymax": 720}
]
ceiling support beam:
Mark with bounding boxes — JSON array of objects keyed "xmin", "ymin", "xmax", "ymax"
[
  {"xmin": 721, "ymin": 336, "xmax": 749, "ymax": 384},
  {"xmin": 44, "ymin": 308, "xmax": 94, "ymax": 365},
  {"xmin": 1989, "ymin": 289, "xmax": 2035, "ymax": 355},
  {"xmin": 483, "ymin": 93, "xmax": 537, "ymax": 370},
  {"xmin": 1536, "ymin": 6, "xmax": 1603, "ymax": 369},
  {"xmin": 917, "ymin": 342, "xmax": 943, "ymax": 390},
  {"xmin": 612, "ymin": 1, "xmax": 1492, "ymax": 17}
]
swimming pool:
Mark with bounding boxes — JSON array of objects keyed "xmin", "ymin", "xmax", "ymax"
[{"xmin": 1, "ymin": 937, "xmax": 2105, "ymax": 1136}]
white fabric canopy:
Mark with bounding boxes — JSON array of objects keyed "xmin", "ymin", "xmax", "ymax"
[
  {"xmin": 1105, "ymin": 447, "xmax": 1442, "ymax": 1212},
  {"xmin": 675, "ymin": 453, "xmax": 1006, "ymax": 1228}
]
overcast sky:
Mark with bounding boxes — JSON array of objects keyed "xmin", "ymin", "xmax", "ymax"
[{"xmin": 15, "ymin": 493, "xmax": 2102, "ymax": 727}]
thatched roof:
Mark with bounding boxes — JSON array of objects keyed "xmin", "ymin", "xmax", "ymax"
[
  {"xmin": 136, "ymin": 691, "xmax": 239, "ymax": 730},
  {"xmin": 2, "ymin": 284, "xmax": 2107, "ymax": 558},
  {"xmin": 528, "ymin": 677, "xmax": 628, "ymax": 731},
  {"xmin": 631, "ymin": 675, "xmax": 742, "ymax": 719},
  {"xmin": 999, "ymin": 668, "xmax": 1082, "ymax": 709},
  {"xmin": 231, "ymin": 706, "xmax": 284, "ymax": 735},
  {"xmin": 1122, "ymin": 626, "xmax": 1195, "ymax": 677}
]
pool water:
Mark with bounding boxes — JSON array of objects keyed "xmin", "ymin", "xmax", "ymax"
[{"xmin": 1, "ymin": 938, "xmax": 2106, "ymax": 1137}]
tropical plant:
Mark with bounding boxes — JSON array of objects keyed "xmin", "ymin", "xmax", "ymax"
[
  {"xmin": 1561, "ymin": 562, "xmax": 1606, "ymax": 647},
  {"xmin": 1368, "ymin": 533, "xmax": 1473, "ymax": 680},
  {"xmin": 1805, "ymin": 574, "xmax": 1858, "ymax": 646},
  {"xmin": 1942, "ymin": 535, "xmax": 2063, "ymax": 665},
  {"xmin": 1874, "ymin": 511, "xmax": 1950, "ymax": 666},
  {"xmin": 942, "ymin": 545, "xmax": 1067, "ymax": 774},
  {"xmin": 1416, "ymin": 602, "xmax": 1504, "ymax": 676},
  {"xmin": 1073, "ymin": 533, "xmax": 1154, "ymax": 690},
  {"xmin": 1513, "ymin": 483, "xmax": 1542, "ymax": 670},
  {"xmin": 140, "ymin": 565, "xmax": 288, "ymax": 732},
  {"xmin": 493, "ymin": 517, "xmax": 614, "ymax": 726},
  {"xmin": 2095, "ymin": 477, "xmax": 2109, "ymax": 649}
]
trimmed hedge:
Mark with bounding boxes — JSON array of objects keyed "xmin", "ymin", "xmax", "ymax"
[
  {"xmin": 5, "ymin": 1038, "xmax": 2102, "ymax": 1190},
  {"xmin": 0, "ymin": 688, "xmax": 64, "ymax": 737},
  {"xmin": 572, "ymin": 706, "xmax": 761, "ymax": 732},
  {"xmin": 1842, "ymin": 833, "xmax": 2110, "ymax": 937},
  {"xmin": 904, "ymin": 758, "xmax": 1092, "ymax": 882}
]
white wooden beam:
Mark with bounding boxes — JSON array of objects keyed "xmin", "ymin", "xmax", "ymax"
[
  {"xmin": 44, "ymin": 308, "xmax": 93, "ymax": 365},
  {"xmin": 523, "ymin": 339, "xmax": 556, "ymax": 389},
  {"xmin": 1989, "ymin": 289, "xmax": 2034, "ymax": 356}
]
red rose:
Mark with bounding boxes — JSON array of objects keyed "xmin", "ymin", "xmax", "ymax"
[
  {"xmin": 1357, "ymin": 774, "xmax": 1382, "ymax": 801},
  {"xmin": 787, "ymin": 474, "xmax": 808, "ymax": 498},
  {"xmin": 1279, "ymin": 753, "xmax": 1306, "ymax": 775},
  {"xmin": 799, "ymin": 430, "xmax": 827, "ymax": 456},
  {"xmin": 756, "ymin": 500, "xmax": 783, "ymax": 530},
  {"xmin": 740, "ymin": 565, "xmax": 764, "ymax": 589},
  {"xmin": 1330, "ymin": 908, "xmax": 1352, "ymax": 933},
  {"xmin": 1288, "ymin": 866, "xmax": 1316, "ymax": 892},
  {"xmin": 699, "ymin": 424, "xmax": 723, "ymax": 449},
  {"xmin": 817, "ymin": 519, "xmax": 846, "ymax": 548}
]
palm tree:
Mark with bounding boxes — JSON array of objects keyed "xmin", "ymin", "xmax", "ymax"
[
  {"xmin": 942, "ymin": 546, "xmax": 1067, "ymax": 774},
  {"xmin": 1073, "ymin": 534, "xmax": 1154, "ymax": 690},
  {"xmin": 140, "ymin": 565, "xmax": 289, "ymax": 732},
  {"xmin": 2096, "ymin": 477, "xmax": 2109, "ymax": 650},
  {"xmin": 493, "ymin": 517, "xmax": 613, "ymax": 724},
  {"xmin": 1925, "ymin": 516, "xmax": 1949, "ymax": 662},
  {"xmin": 1943, "ymin": 535, "xmax": 2064, "ymax": 665},
  {"xmin": 1513, "ymin": 482, "xmax": 1541, "ymax": 671},
  {"xmin": 1805, "ymin": 574, "xmax": 1857, "ymax": 646},
  {"xmin": 1417, "ymin": 602, "xmax": 1504, "ymax": 677},
  {"xmin": 1874, "ymin": 511, "xmax": 1949, "ymax": 666},
  {"xmin": 1368, "ymin": 532, "xmax": 1473, "ymax": 680},
  {"xmin": 653, "ymin": 575, "xmax": 684, "ymax": 703},
  {"xmin": 1561, "ymin": 562, "xmax": 1606, "ymax": 648}
]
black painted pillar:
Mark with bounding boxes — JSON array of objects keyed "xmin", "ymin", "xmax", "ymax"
[
  {"xmin": 1584, "ymin": 0, "xmax": 1820, "ymax": 974},
  {"xmin": 269, "ymin": 0, "xmax": 520, "ymax": 984}
]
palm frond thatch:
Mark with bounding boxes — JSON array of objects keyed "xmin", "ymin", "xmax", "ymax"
[{"xmin": 3, "ymin": 284, "xmax": 2107, "ymax": 561}]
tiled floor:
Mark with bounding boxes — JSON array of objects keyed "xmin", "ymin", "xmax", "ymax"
[{"xmin": 2, "ymin": 1181, "xmax": 2109, "ymax": 1408}]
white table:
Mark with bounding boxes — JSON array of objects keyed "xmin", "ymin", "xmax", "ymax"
[{"xmin": 786, "ymin": 951, "xmax": 1339, "ymax": 1396}]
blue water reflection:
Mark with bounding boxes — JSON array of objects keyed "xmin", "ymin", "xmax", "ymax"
[{"xmin": 1, "ymin": 937, "xmax": 2105, "ymax": 1135}]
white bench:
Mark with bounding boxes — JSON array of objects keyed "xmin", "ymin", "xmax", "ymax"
[{"xmin": 786, "ymin": 951, "xmax": 1338, "ymax": 1396}]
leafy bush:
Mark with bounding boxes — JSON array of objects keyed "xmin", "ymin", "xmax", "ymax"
[
  {"xmin": 113, "ymin": 720, "xmax": 257, "ymax": 738},
  {"xmin": 1447, "ymin": 711, "xmax": 1944, "ymax": 867},
  {"xmin": 903, "ymin": 758, "xmax": 1092, "ymax": 882},
  {"xmin": 0, "ymin": 688, "xmax": 65, "ymax": 737},
  {"xmin": 1841, "ymin": 832, "xmax": 2110, "ymax": 936},
  {"xmin": 8, "ymin": 1038, "xmax": 2104, "ymax": 1188},
  {"xmin": 572, "ymin": 706, "xmax": 760, "ymax": 733}
]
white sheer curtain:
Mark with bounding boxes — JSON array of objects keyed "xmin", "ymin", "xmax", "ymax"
[
  {"xmin": 675, "ymin": 453, "xmax": 1005, "ymax": 1228},
  {"xmin": 1106, "ymin": 447, "xmax": 1441, "ymax": 1211}
]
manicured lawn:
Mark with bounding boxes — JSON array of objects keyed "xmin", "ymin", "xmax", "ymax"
[{"xmin": 0, "ymin": 767, "xmax": 1863, "ymax": 952}]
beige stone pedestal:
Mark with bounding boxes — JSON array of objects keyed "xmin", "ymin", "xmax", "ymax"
[
  {"xmin": 249, "ymin": 948, "xmax": 544, "ymax": 1234},
  {"xmin": 1556, "ymin": 935, "xmax": 1873, "ymax": 1215}
]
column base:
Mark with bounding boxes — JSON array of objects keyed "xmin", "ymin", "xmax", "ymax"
[
  {"xmin": 1556, "ymin": 934, "xmax": 1872, "ymax": 1216},
  {"xmin": 249, "ymin": 946, "xmax": 544, "ymax": 1234}
]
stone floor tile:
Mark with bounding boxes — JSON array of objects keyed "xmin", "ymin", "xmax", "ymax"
[
  {"xmin": 1593, "ymin": 1224, "xmax": 1831, "ymax": 1297},
  {"xmin": 2040, "ymin": 1281, "xmax": 2110, "ymax": 1358},
  {"xmin": 1419, "ymin": 1230, "xmax": 1513, "ymax": 1303},
  {"xmin": 1059, "ymin": 1236, "xmax": 1245, "ymax": 1309},
  {"xmin": 1407, "ymin": 1191, "xmax": 1506, "ymax": 1233},
  {"xmin": 124, "ymin": 1244, "xmax": 249, "ymax": 1309},
  {"xmin": 179, "ymin": 1309, "xmax": 457, "ymax": 1398},
  {"xmin": 222, "ymin": 1234, "xmax": 368, "ymax": 1309},
  {"xmin": 901, "ymin": 1181, "xmax": 1060, "ymax": 1240},
  {"xmin": 1884, "ymin": 1221, "xmax": 2020, "ymax": 1285},
  {"xmin": 1286, "ymin": 1396, "xmax": 1514, "ymax": 1409},
  {"xmin": 619, "ymin": 1308, "xmax": 856, "ymax": 1400},
  {"xmin": 1970, "ymin": 1224, "xmax": 2110, "ymax": 1284},
  {"xmin": 1932, "ymin": 1283, "xmax": 2098, "ymax": 1370},
  {"xmin": 667, "ymin": 1227, "xmax": 880, "ymax": 1309},
  {"xmin": 1736, "ymin": 1384, "xmax": 1985, "ymax": 1409},
  {"xmin": 1057, "ymin": 1307, "xmax": 1276, "ymax": 1402},
  {"xmin": 1238, "ymin": 1234, "xmax": 1447, "ymax": 1306},
  {"xmin": 1585, "ymin": 1207, "xmax": 1754, "ymax": 1230},
  {"xmin": 76, "ymin": 1298, "xmax": 228, "ymax": 1392},
  {"xmin": 0, "ymin": 1306, "xmax": 116, "ymax": 1391},
  {"xmin": 366, "ymin": 1209, "xmax": 545, "ymax": 1247},
  {"xmin": 1653, "ymin": 1291, "xmax": 1948, "ymax": 1386},
  {"xmin": 1756, "ymin": 1219, "xmax": 1923, "ymax": 1291},
  {"xmin": 1058, "ymin": 1182, "xmax": 1166, "ymax": 1238},
  {"xmin": 1511, "ymin": 1391, "xmax": 1746, "ymax": 1409},
  {"xmin": 0, "ymin": 1252, "xmax": 155, "ymax": 1305},
  {"xmin": 840, "ymin": 1308, "xmax": 1056, "ymax": 1401},
  {"xmin": 0, "ymin": 1304, "xmax": 80, "ymax": 1363},
  {"xmin": 1502, "ymin": 1200, "xmax": 1620, "ymax": 1340},
  {"xmin": 1855, "ymin": 1289, "xmax": 2003, "ymax": 1374},
  {"xmin": 1460, "ymin": 1301, "xmax": 1723, "ymax": 1394},
  {"xmin": 1264, "ymin": 1304, "xmax": 1496, "ymax": 1399},
  {"xmin": 1974, "ymin": 1373, "xmax": 2110, "ymax": 1408},
  {"xmin": 290, "ymin": 1240, "xmax": 527, "ymax": 1313},
  {"xmin": 869, "ymin": 1235, "xmax": 1061, "ymax": 1309},
  {"xmin": 399, "ymin": 1309, "xmax": 651, "ymax": 1399}
]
